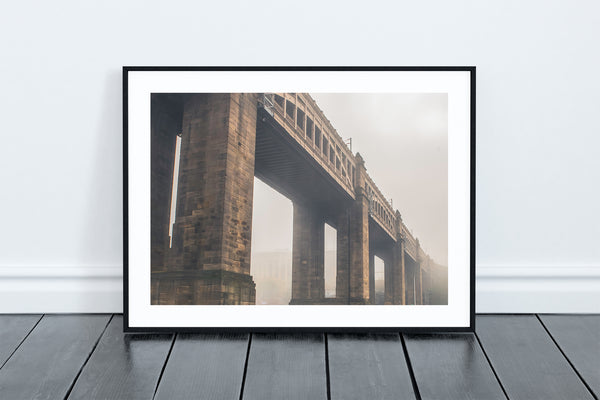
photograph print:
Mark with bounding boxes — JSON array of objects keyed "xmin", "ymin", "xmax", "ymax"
[{"xmin": 125, "ymin": 68, "xmax": 474, "ymax": 330}]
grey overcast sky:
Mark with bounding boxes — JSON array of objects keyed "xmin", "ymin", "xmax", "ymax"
[{"xmin": 251, "ymin": 93, "xmax": 448, "ymax": 266}]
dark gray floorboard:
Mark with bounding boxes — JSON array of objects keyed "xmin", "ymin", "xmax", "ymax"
[
  {"xmin": 0, "ymin": 314, "xmax": 41, "ymax": 368},
  {"xmin": 539, "ymin": 314, "xmax": 600, "ymax": 398},
  {"xmin": 154, "ymin": 333, "xmax": 249, "ymax": 400},
  {"xmin": 328, "ymin": 333, "xmax": 416, "ymax": 400},
  {"xmin": 476, "ymin": 315, "xmax": 594, "ymax": 400},
  {"xmin": 66, "ymin": 315, "xmax": 173, "ymax": 400},
  {"xmin": 404, "ymin": 333, "xmax": 506, "ymax": 400},
  {"xmin": 243, "ymin": 333, "xmax": 327, "ymax": 400},
  {"xmin": 0, "ymin": 314, "xmax": 110, "ymax": 400}
]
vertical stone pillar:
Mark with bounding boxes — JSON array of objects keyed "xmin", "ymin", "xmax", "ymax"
[
  {"xmin": 405, "ymin": 262, "xmax": 415, "ymax": 305},
  {"xmin": 415, "ymin": 239, "xmax": 423, "ymax": 305},
  {"xmin": 290, "ymin": 203, "xmax": 325, "ymax": 304},
  {"xmin": 348, "ymin": 153, "xmax": 370, "ymax": 304},
  {"xmin": 392, "ymin": 211, "xmax": 406, "ymax": 305},
  {"xmin": 421, "ymin": 265, "xmax": 430, "ymax": 305},
  {"xmin": 416, "ymin": 265, "xmax": 423, "ymax": 305},
  {"xmin": 384, "ymin": 254, "xmax": 394, "ymax": 305},
  {"xmin": 150, "ymin": 94, "xmax": 182, "ymax": 276},
  {"xmin": 335, "ymin": 208, "xmax": 350, "ymax": 301},
  {"xmin": 153, "ymin": 93, "xmax": 257, "ymax": 305}
]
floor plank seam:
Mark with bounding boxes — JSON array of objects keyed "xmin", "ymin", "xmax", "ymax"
[
  {"xmin": 63, "ymin": 314, "xmax": 114, "ymax": 400},
  {"xmin": 535, "ymin": 314, "xmax": 598, "ymax": 400},
  {"xmin": 473, "ymin": 330, "xmax": 510, "ymax": 400},
  {"xmin": 151, "ymin": 332, "xmax": 177, "ymax": 400},
  {"xmin": 399, "ymin": 333, "xmax": 422, "ymax": 400},
  {"xmin": 324, "ymin": 334, "xmax": 331, "ymax": 400},
  {"xmin": 238, "ymin": 333, "xmax": 253, "ymax": 400},
  {"xmin": 0, "ymin": 314, "xmax": 44, "ymax": 372}
]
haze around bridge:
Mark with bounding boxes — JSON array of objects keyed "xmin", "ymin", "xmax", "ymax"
[{"xmin": 251, "ymin": 93, "xmax": 448, "ymax": 268}]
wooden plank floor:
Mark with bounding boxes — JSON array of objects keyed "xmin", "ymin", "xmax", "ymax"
[{"xmin": 0, "ymin": 315, "xmax": 597, "ymax": 399}]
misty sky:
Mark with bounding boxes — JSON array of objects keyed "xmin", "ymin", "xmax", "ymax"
[{"xmin": 251, "ymin": 93, "xmax": 448, "ymax": 266}]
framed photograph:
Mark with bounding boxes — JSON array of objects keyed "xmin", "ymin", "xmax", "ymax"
[{"xmin": 123, "ymin": 67, "xmax": 475, "ymax": 332}]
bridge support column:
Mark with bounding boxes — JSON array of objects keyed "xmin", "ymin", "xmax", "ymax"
[
  {"xmin": 416, "ymin": 263, "xmax": 423, "ymax": 305},
  {"xmin": 421, "ymin": 269, "xmax": 430, "ymax": 305},
  {"xmin": 335, "ymin": 154, "xmax": 370, "ymax": 304},
  {"xmin": 384, "ymin": 255, "xmax": 394, "ymax": 305},
  {"xmin": 392, "ymin": 244, "xmax": 406, "ymax": 305},
  {"xmin": 391, "ymin": 212, "xmax": 406, "ymax": 305},
  {"xmin": 415, "ymin": 240, "xmax": 423, "ymax": 305},
  {"xmin": 405, "ymin": 261, "xmax": 416, "ymax": 305},
  {"xmin": 290, "ymin": 203, "xmax": 325, "ymax": 304},
  {"xmin": 369, "ymin": 252, "xmax": 375, "ymax": 304},
  {"xmin": 350, "ymin": 158, "xmax": 371, "ymax": 304},
  {"xmin": 152, "ymin": 93, "xmax": 258, "ymax": 305},
  {"xmin": 349, "ymin": 194, "xmax": 370, "ymax": 304},
  {"xmin": 335, "ymin": 209, "xmax": 350, "ymax": 300}
]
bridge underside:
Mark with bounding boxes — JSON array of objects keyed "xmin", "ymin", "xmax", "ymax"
[
  {"xmin": 255, "ymin": 108, "xmax": 354, "ymax": 220},
  {"xmin": 257, "ymin": 109, "xmax": 422, "ymax": 305},
  {"xmin": 149, "ymin": 93, "xmax": 430, "ymax": 306}
]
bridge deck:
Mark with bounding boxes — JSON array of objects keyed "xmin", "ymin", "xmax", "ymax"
[
  {"xmin": 0, "ymin": 314, "xmax": 596, "ymax": 399},
  {"xmin": 260, "ymin": 93, "xmax": 436, "ymax": 264}
]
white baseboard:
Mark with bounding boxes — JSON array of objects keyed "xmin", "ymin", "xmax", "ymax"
[
  {"xmin": 0, "ymin": 266, "xmax": 123, "ymax": 313},
  {"xmin": 476, "ymin": 266, "xmax": 600, "ymax": 313},
  {"xmin": 0, "ymin": 266, "xmax": 598, "ymax": 313}
]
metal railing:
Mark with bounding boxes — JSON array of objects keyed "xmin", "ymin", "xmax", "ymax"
[{"xmin": 266, "ymin": 93, "xmax": 355, "ymax": 196}]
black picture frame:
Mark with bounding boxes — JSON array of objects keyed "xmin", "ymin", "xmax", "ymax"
[{"xmin": 123, "ymin": 66, "xmax": 475, "ymax": 333}]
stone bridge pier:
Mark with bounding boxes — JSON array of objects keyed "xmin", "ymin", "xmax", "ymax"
[
  {"xmin": 289, "ymin": 203, "xmax": 325, "ymax": 303},
  {"xmin": 289, "ymin": 156, "xmax": 373, "ymax": 305},
  {"xmin": 288, "ymin": 154, "xmax": 419, "ymax": 306},
  {"xmin": 404, "ymin": 253, "xmax": 423, "ymax": 305},
  {"xmin": 151, "ymin": 93, "xmax": 258, "ymax": 305},
  {"xmin": 367, "ymin": 227, "xmax": 408, "ymax": 306},
  {"xmin": 289, "ymin": 191, "xmax": 372, "ymax": 305},
  {"xmin": 335, "ymin": 171, "xmax": 371, "ymax": 305}
]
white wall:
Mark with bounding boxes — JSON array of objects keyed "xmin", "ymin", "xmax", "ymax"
[{"xmin": 1, "ymin": 0, "xmax": 598, "ymax": 313}]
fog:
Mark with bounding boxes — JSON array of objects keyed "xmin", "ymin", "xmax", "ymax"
[{"xmin": 251, "ymin": 93, "xmax": 448, "ymax": 267}]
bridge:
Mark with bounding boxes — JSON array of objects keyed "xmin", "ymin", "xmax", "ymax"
[{"xmin": 150, "ymin": 93, "xmax": 442, "ymax": 306}]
